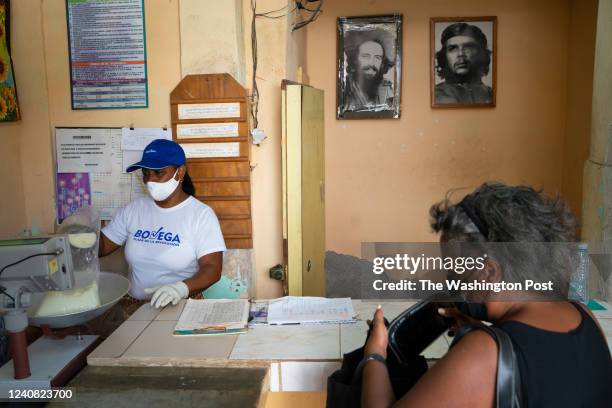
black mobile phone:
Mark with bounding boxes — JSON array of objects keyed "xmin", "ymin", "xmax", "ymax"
[{"xmin": 387, "ymin": 294, "xmax": 456, "ymax": 365}]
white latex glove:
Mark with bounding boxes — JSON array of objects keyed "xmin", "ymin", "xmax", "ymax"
[{"xmin": 144, "ymin": 281, "xmax": 189, "ymax": 309}]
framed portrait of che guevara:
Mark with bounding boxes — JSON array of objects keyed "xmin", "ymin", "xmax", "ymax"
[
  {"xmin": 337, "ymin": 14, "xmax": 402, "ymax": 119},
  {"xmin": 431, "ymin": 16, "xmax": 497, "ymax": 108}
]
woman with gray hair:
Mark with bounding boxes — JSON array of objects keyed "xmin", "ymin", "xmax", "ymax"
[{"xmin": 361, "ymin": 182, "xmax": 611, "ymax": 407}]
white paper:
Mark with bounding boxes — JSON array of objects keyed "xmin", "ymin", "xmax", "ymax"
[
  {"xmin": 130, "ymin": 171, "xmax": 148, "ymax": 201},
  {"xmin": 90, "ymin": 129, "xmax": 137, "ymax": 220},
  {"xmin": 122, "ymin": 150, "xmax": 143, "ymax": 173},
  {"xmin": 121, "ymin": 127, "xmax": 171, "ymax": 150},
  {"xmin": 267, "ymin": 296, "xmax": 356, "ymax": 325},
  {"xmin": 181, "ymin": 142, "xmax": 240, "ymax": 158},
  {"xmin": 176, "ymin": 122, "xmax": 239, "ymax": 139},
  {"xmin": 175, "ymin": 299, "xmax": 250, "ymax": 331},
  {"xmin": 178, "ymin": 103, "xmax": 241, "ymax": 119},
  {"xmin": 56, "ymin": 128, "xmax": 113, "ymax": 173}
]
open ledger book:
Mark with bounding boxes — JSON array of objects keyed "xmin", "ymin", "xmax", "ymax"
[{"xmin": 173, "ymin": 299, "xmax": 250, "ymax": 336}]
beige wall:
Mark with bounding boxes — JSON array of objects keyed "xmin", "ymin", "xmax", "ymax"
[
  {"xmin": 180, "ymin": 0, "xmax": 246, "ymax": 83},
  {"xmin": 562, "ymin": 0, "xmax": 598, "ymax": 226},
  {"xmin": 242, "ymin": 0, "xmax": 307, "ymax": 298},
  {"xmin": 0, "ymin": 0, "xmax": 47, "ymax": 238},
  {"xmin": 11, "ymin": 0, "xmax": 55, "ymax": 234},
  {"xmin": 0, "ymin": 124, "xmax": 26, "ymax": 237},
  {"xmin": 305, "ymin": 0, "xmax": 596, "ymax": 256}
]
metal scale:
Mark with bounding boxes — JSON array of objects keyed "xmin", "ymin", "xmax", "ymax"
[{"xmin": 0, "ymin": 235, "xmax": 129, "ymax": 397}]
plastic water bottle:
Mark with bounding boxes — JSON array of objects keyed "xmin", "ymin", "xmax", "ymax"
[{"xmin": 569, "ymin": 243, "xmax": 590, "ymax": 304}]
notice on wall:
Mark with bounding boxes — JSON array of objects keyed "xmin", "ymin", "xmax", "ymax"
[
  {"xmin": 177, "ymin": 103, "xmax": 241, "ymax": 120},
  {"xmin": 89, "ymin": 129, "xmax": 141, "ymax": 220},
  {"xmin": 54, "ymin": 128, "xmax": 148, "ymax": 222},
  {"xmin": 120, "ymin": 127, "xmax": 172, "ymax": 172},
  {"xmin": 181, "ymin": 142, "xmax": 240, "ymax": 158},
  {"xmin": 56, "ymin": 128, "xmax": 113, "ymax": 173},
  {"xmin": 121, "ymin": 127, "xmax": 171, "ymax": 150},
  {"xmin": 176, "ymin": 123, "xmax": 240, "ymax": 139},
  {"xmin": 122, "ymin": 150, "xmax": 142, "ymax": 173},
  {"xmin": 66, "ymin": 0, "xmax": 148, "ymax": 109}
]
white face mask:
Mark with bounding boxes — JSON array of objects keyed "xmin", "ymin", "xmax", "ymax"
[{"xmin": 146, "ymin": 169, "xmax": 180, "ymax": 202}]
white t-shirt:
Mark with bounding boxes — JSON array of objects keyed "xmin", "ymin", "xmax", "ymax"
[{"xmin": 102, "ymin": 196, "xmax": 226, "ymax": 299}]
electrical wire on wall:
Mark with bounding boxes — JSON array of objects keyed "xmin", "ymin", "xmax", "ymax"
[
  {"xmin": 249, "ymin": 1, "xmax": 324, "ymax": 141},
  {"xmin": 293, "ymin": 0, "xmax": 324, "ymax": 31}
]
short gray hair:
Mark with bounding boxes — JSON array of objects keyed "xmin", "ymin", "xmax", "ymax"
[
  {"xmin": 430, "ymin": 182, "xmax": 578, "ymax": 298},
  {"xmin": 430, "ymin": 182, "xmax": 577, "ymax": 243}
]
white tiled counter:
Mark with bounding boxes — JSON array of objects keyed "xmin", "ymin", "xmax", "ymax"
[
  {"xmin": 87, "ymin": 299, "xmax": 612, "ymax": 392},
  {"xmin": 87, "ymin": 299, "xmax": 441, "ymax": 391}
]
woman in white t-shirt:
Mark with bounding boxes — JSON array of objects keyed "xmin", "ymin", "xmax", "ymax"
[{"xmin": 99, "ymin": 139, "xmax": 226, "ymax": 310}]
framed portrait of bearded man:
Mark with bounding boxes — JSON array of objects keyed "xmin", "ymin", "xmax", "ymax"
[
  {"xmin": 431, "ymin": 16, "xmax": 497, "ymax": 108},
  {"xmin": 337, "ymin": 14, "xmax": 402, "ymax": 119}
]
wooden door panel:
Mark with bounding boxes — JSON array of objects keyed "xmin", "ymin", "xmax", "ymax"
[
  {"xmin": 283, "ymin": 84, "xmax": 325, "ymax": 296},
  {"xmin": 300, "ymin": 86, "xmax": 325, "ymax": 297}
]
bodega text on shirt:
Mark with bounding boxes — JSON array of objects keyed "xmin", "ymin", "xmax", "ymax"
[{"xmin": 133, "ymin": 227, "xmax": 181, "ymax": 246}]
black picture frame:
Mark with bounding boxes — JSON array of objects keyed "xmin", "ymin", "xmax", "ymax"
[
  {"xmin": 337, "ymin": 14, "xmax": 402, "ymax": 119},
  {"xmin": 430, "ymin": 16, "xmax": 497, "ymax": 108}
]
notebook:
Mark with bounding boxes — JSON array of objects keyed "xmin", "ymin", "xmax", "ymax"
[{"xmin": 173, "ymin": 298, "xmax": 250, "ymax": 336}]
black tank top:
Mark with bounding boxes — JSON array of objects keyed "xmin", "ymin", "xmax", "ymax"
[{"xmin": 495, "ymin": 303, "xmax": 612, "ymax": 407}]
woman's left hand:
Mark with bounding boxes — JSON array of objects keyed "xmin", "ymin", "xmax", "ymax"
[
  {"xmin": 144, "ymin": 281, "xmax": 189, "ymax": 308},
  {"xmin": 364, "ymin": 305, "xmax": 388, "ymax": 359}
]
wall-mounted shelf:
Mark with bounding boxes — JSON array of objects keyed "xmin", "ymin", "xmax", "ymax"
[{"xmin": 170, "ymin": 74, "xmax": 253, "ymax": 249}]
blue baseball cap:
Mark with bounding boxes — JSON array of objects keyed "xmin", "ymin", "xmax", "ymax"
[{"xmin": 126, "ymin": 139, "xmax": 186, "ymax": 172}]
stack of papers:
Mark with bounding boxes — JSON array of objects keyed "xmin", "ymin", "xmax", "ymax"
[
  {"xmin": 174, "ymin": 299, "xmax": 250, "ymax": 336},
  {"xmin": 267, "ymin": 296, "xmax": 356, "ymax": 325}
]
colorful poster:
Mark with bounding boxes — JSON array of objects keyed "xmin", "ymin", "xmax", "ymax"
[
  {"xmin": 66, "ymin": 0, "xmax": 148, "ymax": 109},
  {"xmin": 0, "ymin": 0, "xmax": 20, "ymax": 121},
  {"xmin": 56, "ymin": 173, "xmax": 92, "ymax": 223}
]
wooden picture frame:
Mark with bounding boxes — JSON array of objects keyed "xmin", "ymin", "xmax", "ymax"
[
  {"xmin": 0, "ymin": 0, "xmax": 20, "ymax": 121},
  {"xmin": 337, "ymin": 14, "xmax": 402, "ymax": 119},
  {"xmin": 430, "ymin": 16, "xmax": 497, "ymax": 108}
]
